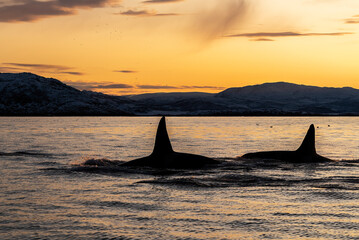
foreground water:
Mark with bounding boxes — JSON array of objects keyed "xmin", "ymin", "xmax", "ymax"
[{"xmin": 1, "ymin": 117, "xmax": 359, "ymax": 239}]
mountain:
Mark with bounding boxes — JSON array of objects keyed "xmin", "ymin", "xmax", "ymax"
[
  {"xmin": 215, "ymin": 82, "xmax": 359, "ymax": 114},
  {"xmin": 0, "ymin": 73, "xmax": 137, "ymax": 115},
  {"xmin": 126, "ymin": 92, "xmax": 234, "ymax": 115},
  {"xmin": 2, "ymin": 72, "xmax": 359, "ymax": 116},
  {"xmin": 125, "ymin": 82, "xmax": 359, "ymax": 115}
]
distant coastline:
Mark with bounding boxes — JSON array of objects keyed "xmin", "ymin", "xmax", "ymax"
[{"xmin": 2, "ymin": 72, "xmax": 359, "ymax": 117}]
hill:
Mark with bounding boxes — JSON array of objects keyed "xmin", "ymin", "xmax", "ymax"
[
  {"xmin": 0, "ymin": 73, "xmax": 136, "ymax": 116},
  {"xmin": 2, "ymin": 73, "xmax": 359, "ymax": 116}
]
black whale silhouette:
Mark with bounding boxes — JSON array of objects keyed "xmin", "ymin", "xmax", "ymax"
[
  {"xmin": 122, "ymin": 116, "xmax": 219, "ymax": 169},
  {"xmin": 242, "ymin": 124, "xmax": 332, "ymax": 162}
]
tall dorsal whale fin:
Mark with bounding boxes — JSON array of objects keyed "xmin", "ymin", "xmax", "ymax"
[
  {"xmin": 296, "ymin": 124, "xmax": 316, "ymax": 154},
  {"xmin": 152, "ymin": 116, "xmax": 173, "ymax": 155}
]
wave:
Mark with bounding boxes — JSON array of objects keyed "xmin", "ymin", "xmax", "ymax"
[
  {"xmin": 0, "ymin": 150, "xmax": 54, "ymax": 157},
  {"xmin": 41, "ymin": 156, "xmax": 359, "ymax": 190}
]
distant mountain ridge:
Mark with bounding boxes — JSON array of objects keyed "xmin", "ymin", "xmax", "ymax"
[
  {"xmin": 0, "ymin": 73, "xmax": 136, "ymax": 115},
  {"xmin": 1, "ymin": 72, "xmax": 359, "ymax": 116},
  {"xmin": 218, "ymin": 82, "xmax": 359, "ymax": 100}
]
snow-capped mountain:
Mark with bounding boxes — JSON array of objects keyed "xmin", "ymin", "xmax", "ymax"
[
  {"xmin": 0, "ymin": 73, "xmax": 136, "ymax": 115},
  {"xmin": 2, "ymin": 72, "xmax": 359, "ymax": 116}
]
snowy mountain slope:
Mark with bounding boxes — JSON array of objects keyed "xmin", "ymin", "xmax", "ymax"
[{"xmin": 0, "ymin": 73, "xmax": 136, "ymax": 115}]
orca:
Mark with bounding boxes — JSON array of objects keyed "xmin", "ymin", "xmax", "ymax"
[
  {"xmin": 122, "ymin": 116, "xmax": 219, "ymax": 169},
  {"xmin": 241, "ymin": 124, "xmax": 332, "ymax": 162}
]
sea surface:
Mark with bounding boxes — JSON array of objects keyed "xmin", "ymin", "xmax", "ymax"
[{"xmin": 1, "ymin": 117, "xmax": 359, "ymax": 239}]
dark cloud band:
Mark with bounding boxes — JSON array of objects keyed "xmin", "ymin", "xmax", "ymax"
[
  {"xmin": 113, "ymin": 70, "xmax": 137, "ymax": 73},
  {"xmin": 142, "ymin": 0, "xmax": 183, "ymax": 4},
  {"xmin": 0, "ymin": 0, "xmax": 119, "ymax": 22},
  {"xmin": 2, "ymin": 62, "xmax": 84, "ymax": 75},
  {"xmin": 345, "ymin": 15, "xmax": 359, "ymax": 24},
  {"xmin": 116, "ymin": 9, "xmax": 178, "ymax": 17},
  {"xmin": 226, "ymin": 31, "xmax": 353, "ymax": 41}
]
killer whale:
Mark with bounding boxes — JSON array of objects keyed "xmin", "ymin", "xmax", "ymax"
[
  {"xmin": 242, "ymin": 124, "xmax": 331, "ymax": 162},
  {"xmin": 122, "ymin": 116, "xmax": 219, "ymax": 169}
]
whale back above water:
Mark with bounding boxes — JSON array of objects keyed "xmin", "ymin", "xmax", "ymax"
[
  {"xmin": 122, "ymin": 117, "xmax": 219, "ymax": 169},
  {"xmin": 242, "ymin": 124, "xmax": 331, "ymax": 163}
]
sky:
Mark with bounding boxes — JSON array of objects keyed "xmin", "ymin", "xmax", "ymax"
[{"xmin": 0, "ymin": 0, "xmax": 359, "ymax": 95}]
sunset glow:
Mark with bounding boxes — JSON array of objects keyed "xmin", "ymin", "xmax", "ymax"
[{"xmin": 1, "ymin": 0, "xmax": 359, "ymax": 95}]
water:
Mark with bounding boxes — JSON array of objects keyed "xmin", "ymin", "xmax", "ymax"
[{"xmin": 1, "ymin": 117, "xmax": 359, "ymax": 239}]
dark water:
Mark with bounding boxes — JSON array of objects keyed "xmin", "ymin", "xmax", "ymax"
[{"xmin": 1, "ymin": 117, "xmax": 359, "ymax": 239}]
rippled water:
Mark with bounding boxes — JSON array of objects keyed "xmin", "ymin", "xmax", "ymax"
[{"xmin": 1, "ymin": 117, "xmax": 359, "ymax": 239}]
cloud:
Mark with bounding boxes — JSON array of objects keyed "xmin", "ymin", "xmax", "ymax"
[
  {"xmin": 345, "ymin": 15, "xmax": 359, "ymax": 24},
  {"xmin": 142, "ymin": 0, "xmax": 183, "ymax": 3},
  {"xmin": 67, "ymin": 82, "xmax": 223, "ymax": 91},
  {"xmin": 0, "ymin": 0, "xmax": 120, "ymax": 22},
  {"xmin": 181, "ymin": 85, "xmax": 225, "ymax": 90},
  {"xmin": 137, "ymin": 85, "xmax": 178, "ymax": 89},
  {"xmin": 153, "ymin": 13, "xmax": 179, "ymax": 16},
  {"xmin": 2, "ymin": 62, "xmax": 84, "ymax": 75},
  {"xmin": 226, "ymin": 31, "xmax": 353, "ymax": 39},
  {"xmin": 251, "ymin": 38, "xmax": 274, "ymax": 42},
  {"xmin": 92, "ymin": 84, "xmax": 133, "ymax": 89},
  {"xmin": 136, "ymin": 84, "xmax": 224, "ymax": 90},
  {"xmin": 5, "ymin": 63, "xmax": 70, "ymax": 71},
  {"xmin": 65, "ymin": 81, "xmax": 133, "ymax": 90},
  {"xmin": 65, "ymin": 81, "xmax": 225, "ymax": 94},
  {"xmin": 0, "ymin": 1, "xmax": 70, "ymax": 22},
  {"xmin": 116, "ymin": 9, "xmax": 179, "ymax": 17},
  {"xmin": 114, "ymin": 70, "xmax": 138, "ymax": 73},
  {"xmin": 119, "ymin": 9, "xmax": 154, "ymax": 16},
  {"xmin": 60, "ymin": 71, "xmax": 84, "ymax": 75},
  {"xmin": 190, "ymin": 0, "xmax": 249, "ymax": 43},
  {"xmin": 0, "ymin": 66, "xmax": 26, "ymax": 72},
  {"xmin": 57, "ymin": 0, "xmax": 117, "ymax": 8}
]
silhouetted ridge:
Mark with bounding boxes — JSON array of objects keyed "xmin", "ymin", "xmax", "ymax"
[
  {"xmin": 3, "ymin": 73, "xmax": 359, "ymax": 115},
  {"xmin": 0, "ymin": 72, "xmax": 134, "ymax": 116}
]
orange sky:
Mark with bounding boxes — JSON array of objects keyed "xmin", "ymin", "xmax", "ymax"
[{"xmin": 1, "ymin": 0, "xmax": 359, "ymax": 95}]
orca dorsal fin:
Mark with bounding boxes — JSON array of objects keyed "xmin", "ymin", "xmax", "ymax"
[
  {"xmin": 296, "ymin": 124, "xmax": 316, "ymax": 154},
  {"xmin": 152, "ymin": 116, "xmax": 173, "ymax": 155}
]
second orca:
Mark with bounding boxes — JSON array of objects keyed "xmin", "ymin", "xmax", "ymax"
[{"xmin": 241, "ymin": 124, "xmax": 332, "ymax": 163}]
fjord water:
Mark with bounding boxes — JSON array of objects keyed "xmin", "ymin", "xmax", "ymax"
[{"xmin": 1, "ymin": 117, "xmax": 359, "ymax": 239}]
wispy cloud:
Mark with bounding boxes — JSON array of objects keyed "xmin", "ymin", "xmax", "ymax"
[
  {"xmin": 2, "ymin": 62, "xmax": 84, "ymax": 75},
  {"xmin": 60, "ymin": 71, "xmax": 84, "ymax": 75},
  {"xmin": 64, "ymin": 81, "xmax": 133, "ymax": 90},
  {"xmin": 137, "ymin": 85, "xmax": 178, "ymax": 89},
  {"xmin": 65, "ymin": 81, "xmax": 224, "ymax": 92},
  {"xmin": 345, "ymin": 15, "xmax": 359, "ymax": 24},
  {"xmin": 226, "ymin": 31, "xmax": 353, "ymax": 41},
  {"xmin": 182, "ymin": 85, "xmax": 225, "ymax": 90},
  {"xmin": 142, "ymin": 0, "xmax": 183, "ymax": 4},
  {"xmin": 5, "ymin": 63, "xmax": 70, "ymax": 71},
  {"xmin": 92, "ymin": 84, "xmax": 133, "ymax": 89},
  {"xmin": 114, "ymin": 70, "xmax": 138, "ymax": 73},
  {"xmin": 0, "ymin": 0, "xmax": 120, "ymax": 22},
  {"xmin": 119, "ymin": 9, "xmax": 154, "ymax": 16},
  {"xmin": 251, "ymin": 38, "xmax": 274, "ymax": 42},
  {"xmin": 137, "ymin": 84, "xmax": 224, "ymax": 90},
  {"xmin": 190, "ymin": 0, "xmax": 249, "ymax": 43},
  {"xmin": 116, "ymin": 9, "xmax": 179, "ymax": 17}
]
